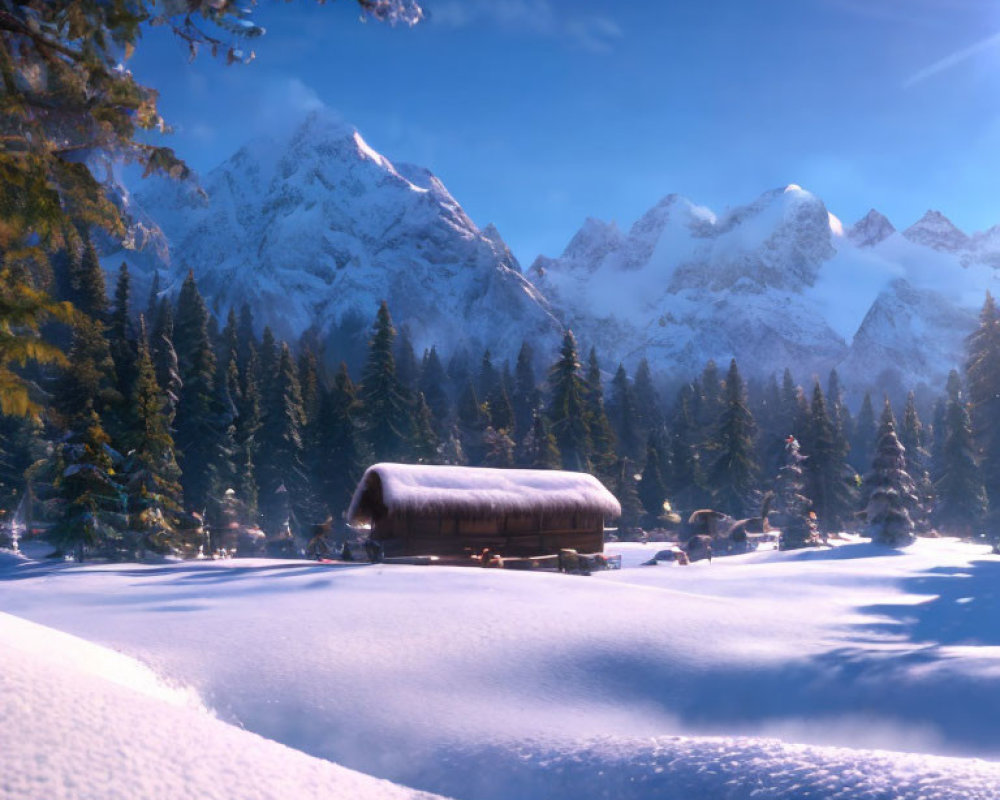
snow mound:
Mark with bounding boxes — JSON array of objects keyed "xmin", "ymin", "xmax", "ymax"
[{"xmin": 0, "ymin": 612, "xmax": 445, "ymax": 800}]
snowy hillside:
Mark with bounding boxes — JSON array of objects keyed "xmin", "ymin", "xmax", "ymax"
[
  {"xmin": 104, "ymin": 110, "xmax": 561, "ymax": 365},
  {"xmin": 532, "ymin": 187, "xmax": 1000, "ymax": 392},
  {"xmin": 4, "ymin": 538, "xmax": 1000, "ymax": 799}
]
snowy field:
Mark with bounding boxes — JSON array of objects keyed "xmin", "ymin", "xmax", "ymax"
[{"xmin": 4, "ymin": 537, "xmax": 1000, "ymax": 799}]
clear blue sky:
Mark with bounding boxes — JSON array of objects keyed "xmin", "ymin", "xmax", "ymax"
[{"xmin": 129, "ymin": 0, "xmax": 1000, "ymax": 265}]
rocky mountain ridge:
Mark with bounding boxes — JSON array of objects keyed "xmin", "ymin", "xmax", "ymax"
[{"xmin": 104, "ymin": 113, "xmax": 1000, "ymax": 396}]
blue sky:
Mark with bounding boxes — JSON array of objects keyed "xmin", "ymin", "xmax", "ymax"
[{"xmin": 130, "ymin": 0, "xmax": 1000, "ymax": 265}]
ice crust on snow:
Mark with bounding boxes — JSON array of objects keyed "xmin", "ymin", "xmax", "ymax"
[
  {"xmin": 4, "ymin": 538, "xmax": 1000, "ymax": 799},
  {"xmin": 347, "ymin": 463, "xmax": 622, "ymax": 524}
]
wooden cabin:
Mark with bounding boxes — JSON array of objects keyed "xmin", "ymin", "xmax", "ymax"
[{"xmin": 347, "ymin": 463, "xmax": 621, "ymax": 558}]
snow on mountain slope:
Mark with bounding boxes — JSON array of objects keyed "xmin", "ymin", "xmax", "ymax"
[
  {"xmin": 4, "ymin": 539, "xmax": 1000, "ymax": 799},
  {"xmin": 533, "ymin": 188, "xmax": 1000, "ymax": 391},
  {"xmin": 105, "ymin": 111, "xmax": 561, "ymax": 365},
  {"xmin": 530, "ymin": 185, "xmax": 849, "ymax": 380}
]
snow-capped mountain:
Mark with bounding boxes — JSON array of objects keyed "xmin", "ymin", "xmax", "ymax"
[
  {"xmin": 106, "ymin": 112, "xmax": 1000, "ymax": 396},
  {"xmin": 104, "ymin": 111, "xmax": 562, "ymax": 366},
  {"xmin": 847, "ymin": 209, "xmax": 895, "ymax": 248},
  {"xmin": 531, "ymin": 188, "xmax": 1000, "ymax": 395}
]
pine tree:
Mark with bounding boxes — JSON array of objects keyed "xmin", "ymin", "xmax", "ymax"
[
  {"xmin": 706, "ymin": 359, "xmax": 758, "ymax": 518},
  {"xmin": 850, "ymin": 392, "xmax": 877, "ymax": 474},
  {"xmin": 610, "ymin": 457, "xmax": 643, "ymax": 538},
  {"xmin": 608, "ymin": 364, "xmax": 642, "ymax": 462},
  {"xmin": 359, "ymin": 302, "xmax": 411, "ymax": 463},
  {"xmin": 173, "ymin": 271, "xmax": 217, "ymax": 511},
  {"xmin": 862, "ymin": 399, "xmax": 917, "ymax": 547},
  {"xmin": 47, "ymin": 413, "xmax": 127, "ymax": 561},
  {"xmin": 456, "ymin": 381, "xmax": 487, "ymax": 466},
  {"xmin": 934, "ymin": 371, "xmax": 987, "ymax": 536},
  {"xmin": 297, "ymin": 347, "xmax": 321, "ymax": 428},
  {"xmin": 900, "ymin": 391, "xmax": 934, "ymax": 532},
  {"xmin": 236, "ymin": 303, "xmax": 257, "ymax": 374},
  {"xmin": 394, "ymin": 327, "xmax": 419, "ymax": 401},
  {"xmin": 412, "ymin": 392, "xmax": 440, "ymax": 463},
  {"xmin": 315, "ymin": 363, "xmax": 364, "ymax": 525},
  {"xmin": 697, "ymin": 359, "xmax": 724, "ymax": 436},
  {"xmin": 69, "ymin": 232, "xmax": 107, "ymax": 320},
  {"xmin": 584, "ymin": 348, "xmax": 617, "ymax": 477},
  {"xmin": 965, "ymin": 292, "xmax": 1000, "ymax": 526},
  {"xmin": 547, "ymin": 331, "xmax": 592, "ymax": 472},
  {"xmin": 234, "ymin": 345, "xmax": 262, "ymax": 524},
  {"xmin": 418, "ymin": 346, "xmax": 450, "ymax": 434},
  {"xmin": 107, "ymin": 262, "xmax": 138, "ymax": 439},
  {"xmin": 638, "ymin": 438, "xmax": 669, "ymax": 527},
  {"xmin": 151, "ymin": 300, "xmax": 181, "ymax": 428},
  {"xmin": 477, "ymin": 349, "xmax": 500, "ymax": 402},
  {"xmin": 53, "ymin": 315, "xmax": 121, "ymax": 427},
  {"xmin": 772, "ymin": 435, "xmax": 819, "ymax": 550},
  {"xmin": 633, "ymin": 358, "xmax": 662, "ymax": 435},
  {"xmin": 146, "ymin": 271, "xmax": 162, "ymax": 322},
  {"xmin": 120, "ymin": 321, "xmax": 186, "ymax": 557},
  {"xmin": 669, "ymin": 384, "xmax": 708, "ymax": 512},
  {"xmin": 511, "ymin": 342, "xmax": 540, "ymax": 444},
  {"xmin": 805, "ymin": 382, "xmax": 855, "ymax": 533},
  {"xmin": 520, "ymin": 411, "xmax": 561, "ymax": 469},
  {"xmin": 204, "ymin": 352, "xmax": 240, "ymax": 547},
  {"xmin": 258, "ymin": 343, "xmax": 309, "ymax": 535}
]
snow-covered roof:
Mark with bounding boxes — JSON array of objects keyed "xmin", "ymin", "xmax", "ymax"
[{"xmin": 347, "ymin": 463, "xmax": 621, "ymax": 524}]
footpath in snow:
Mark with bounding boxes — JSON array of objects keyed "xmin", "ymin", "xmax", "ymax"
[{"xmin": 3, "ymin": 537, "xmax": 1000, "ymax": 799}]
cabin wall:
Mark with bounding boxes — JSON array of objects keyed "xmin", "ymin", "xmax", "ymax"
[{"xmin": 371, "ymin": 511, "xmax": 605, "ymax": 557}]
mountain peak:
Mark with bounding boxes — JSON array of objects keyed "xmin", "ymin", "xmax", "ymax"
[
  {"xmin": 848, "ymin": 209, "xmax": 895, "ymax": 248},
  {"xmin": 903, "ymin": 210, "xmax": 969, "ymax": 252}
]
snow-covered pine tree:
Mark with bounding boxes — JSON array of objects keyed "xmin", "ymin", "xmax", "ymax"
[
  {"xmin": 120, "ymin": 320, "xmax": 187, "ymax": 557},
  {"xmin": 546, "ymin": 330, "xmax": 592, "ymax": 473},
  {"xmin": 861, "ymin": 399, "xmax": 917, "ymax": 547},
  {"xmin": 707, "ymin": 359, "xmax": 758, "ymax": 518},
  {"xmin": 900, "ymin": 391, "xmax": 934, "ymax": 532},
  {"xmin": 47, "ymin": 412, "xmax": 127, "ymax": 561},
  {"xmin": 772, "ymin": 435, "xmax": 819, "ymax": 550}
]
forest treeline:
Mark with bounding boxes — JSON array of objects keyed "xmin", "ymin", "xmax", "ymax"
[{"xmin": 2, "ymin": 229, "xmax": 1000, "ymax": 559}]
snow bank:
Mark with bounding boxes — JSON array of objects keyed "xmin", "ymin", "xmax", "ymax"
[
  {"xmin": 348, "ymin": 462, "xmax": 621, "ymax": 523},
  {"xmin": 3, "ymin": 538, "xmax": 1000, "ymax": 799},
  {"xmin": 0, "ymin": 612, "xmax": 445, "ymax": 800}
]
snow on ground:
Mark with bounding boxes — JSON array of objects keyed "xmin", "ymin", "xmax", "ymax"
[
  {"xmin": 0, "ymin": 609, "xmax": 445, "ymax": 800},
  {"xmin": 3, "ymin": 537, "xmax": 1000, "ymax": 799}
]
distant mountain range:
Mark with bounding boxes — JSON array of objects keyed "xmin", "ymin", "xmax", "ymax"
[{"xmin": 103, "ymin": 111, "xmax": 1000, "ymax": 397}]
